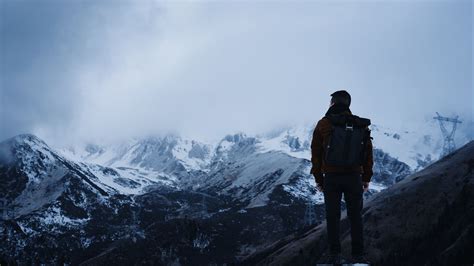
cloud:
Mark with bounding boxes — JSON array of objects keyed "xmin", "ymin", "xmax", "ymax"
[{"xmin": 1, "ymin": 0, "xmax": 472, "ymax": 144}]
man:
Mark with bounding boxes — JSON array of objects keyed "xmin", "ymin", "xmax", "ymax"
[{"xmin": 311, "ymin": 90, "xmax": 373, "ymax": 263}]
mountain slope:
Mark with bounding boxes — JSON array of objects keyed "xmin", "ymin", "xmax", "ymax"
[
  {"xmin": 60, "ymin": 135, "xmax": 213, "ymax": 176},
  {"xmin": 0, "ymin": 129, "xmax": 435, "ymax": 264},
  {"xmin": 195, "ymin": 133, "xmax": 318, "ymax": 208},
  {"xmin": 243, "ymin": 141, "xmax": 474, "ymax": 265},
  {"xmin": 0, "ymin": 135, "xmax": 219, "ymax": 264}
]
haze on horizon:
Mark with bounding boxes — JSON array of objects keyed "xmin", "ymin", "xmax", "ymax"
[{"xmin": 0, "ymin": 0, "xmax": 472, "ymax": 145}]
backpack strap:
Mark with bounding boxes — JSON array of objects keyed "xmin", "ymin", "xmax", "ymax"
[
  {"xmin": 343, "ymin": 122, "xmax": 354, "ymax": 162},
  {"xmin": 325, "ymin": 114, "xmax": 371, "ymax": 128}
]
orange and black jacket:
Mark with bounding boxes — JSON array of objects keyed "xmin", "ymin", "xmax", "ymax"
[{"xmin": 310, "ymin": 108, "xmax": 374, "ymax": 186}]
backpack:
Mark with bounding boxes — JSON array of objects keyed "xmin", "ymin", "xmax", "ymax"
[{"xmin": 324, "ymin": 114, "xmax": 371, "ymax": 167}]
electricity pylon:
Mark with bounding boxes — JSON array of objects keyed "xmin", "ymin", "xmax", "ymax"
[{"xmin": 433, "ymin": 112, "xmax": 462, "ymax": 156}]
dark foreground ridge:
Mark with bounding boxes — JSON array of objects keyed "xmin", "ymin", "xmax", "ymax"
[{"xmin": 243, "ymin": 141, "xmax": 474, "ymax": 266}]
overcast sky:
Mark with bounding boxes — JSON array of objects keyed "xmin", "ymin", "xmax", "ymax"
[{"xmin": 0, "ymin": 0, "xmax": 472, "ymax": 144}]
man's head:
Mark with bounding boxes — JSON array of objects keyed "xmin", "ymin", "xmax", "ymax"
[{"xmin": 330, "ymin": 90, "xmax": 351, "ymax": 107}]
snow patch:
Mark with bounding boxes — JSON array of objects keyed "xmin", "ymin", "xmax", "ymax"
[{"xmin": 39, "ymin": 206, "xmax": 90, "ymax": 226}]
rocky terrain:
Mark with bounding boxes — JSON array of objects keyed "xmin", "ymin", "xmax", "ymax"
[{"xmin": 243, "ymin": 141, "xmax": 474, "ymax": 266}]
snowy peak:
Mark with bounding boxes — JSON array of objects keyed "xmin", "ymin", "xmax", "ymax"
[
  {"xmin": 256, "ymin": 125, "xmax": 313, "ymax": 159},
  {"xmin": 57, "ymin": 118, "xmax": 453, "ymax": 176},
  {"xmin": 60, "ymin": 135, "xmax": 214, "ymax": 174},
  {"xmin": 3, "ymin": 116, "xmax": 457, "ymax": 207},
  {"xmin": 0, "ymin": 135, "xmax": 178, "ymax": 202},
  {"xmin": 11, "ymin": 133, "xmax": 48, "ymax": 145},
  {"xmin": 0, "ymin": 134, "xmax": 62, "ymax": 183},
  {"xmin": 212, "ymin": 133, "xmax": 259, "ymax": 163},
  {"xmin": 0, "ymin": 134, "xmax": 72, "ymax": 217},
  {"xmin": 1, "ymin": 133, "xmax": 55, "ymax": 161}
]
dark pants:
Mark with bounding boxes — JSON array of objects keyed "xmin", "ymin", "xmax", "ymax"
[{"xmin": 323, "ymin": 172, "xmax": 364, "ymax": 255}]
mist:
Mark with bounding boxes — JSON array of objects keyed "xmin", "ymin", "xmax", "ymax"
[{"xmin": 1, "ymin": 0, "xmax": 472, "ymax": 145}]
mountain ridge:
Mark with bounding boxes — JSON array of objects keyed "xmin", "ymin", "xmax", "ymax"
[{"xmin": 1, "ymin": 124, "xmax": 465, "ymax": 264}]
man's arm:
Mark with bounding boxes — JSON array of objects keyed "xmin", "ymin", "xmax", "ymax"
[
  {"xmin": 362, "ymin": 130, "xmax": 374, "ymax": 183},
  {"xmin": 310, "ymin": 120, "xmax": 324, "ymax": 187}
]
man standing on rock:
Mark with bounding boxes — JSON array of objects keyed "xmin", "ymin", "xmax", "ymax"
[{"xmin": 311, "ymin": 90, "xmax": 373, "ymax": 263}]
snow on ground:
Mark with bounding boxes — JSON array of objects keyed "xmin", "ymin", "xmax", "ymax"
[
  {"xmin": 83, "ymin": 163, "xmax": 178, "ymax": 195},
  {"xmin": 115, "ymin": 167, "xmax": 179, "ymax": 189},
  {"xmin": 368, "ymin": 182, "xmax": 387, "ymax": 193},
  {"xmin": 60, "ymin": 136, "xmax": 213, "ymax": 175},
  {"xmin": 171, "ymin": 139, "xmax": 213, "ymax": 171},
  {"xmin": 83, "ymin": 164, "xmax": 144, "ymax": 195},
  {"xmin": 370, "ymin": 124, "xmax": 440, "ymax": 171},
  {"xmin": 282, "ymin": 180, "xmax": 324, "ymax": 205},
  {"xmin": 256, "ymin": 124, "xmax": 312, "ymax": 160},
  {"xmin": 214, "ymin": 139, "xmax": 236, "ymax": 160},
  {"xmin": 11, "ymin": 135, "xmax": 61, "ymax": 185},
  {"xmin": 16, "ymin": 221, "xmax": 36, "ymax": 235},
  {"xmin": 224, "ymin": 152, "xmax": 305, "ymax": 208},
  {"xmin": 39, "ymin": 206, "xmax": 90, "ymax": 227}
]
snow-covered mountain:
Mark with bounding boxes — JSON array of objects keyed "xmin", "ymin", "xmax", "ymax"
[
  {"xmin": 56, "ymin": 124, "xmax": 414, "ymax": 207},
  {"xmin": 0, "ymin": 134, "xmax": 142, "ymax": 262},
  {"xmin": 53, "ymin": 120, "xmax": 450, "ymax": 200},
  {"xmin": 2, "ymin": 120, "xmax": 468, "ymax": 264},
  {"xmin": 0, "ymin": 121, "xmax": 456, "ymax": 216},
  {"xmin": 61, "ymin": 135, "xmax": 213, "ymax": 174},
  {"xmin": 32, "ymin": 119, "xmax": 466, "ymax": 211}
]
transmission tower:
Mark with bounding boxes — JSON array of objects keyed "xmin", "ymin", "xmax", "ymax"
[
  {"xmin": 304, "ymin": 201, "xmax": 316, "ymax": 227},
  {"xmin": 433, "ymin": 112, "xmax": 462, "ymax": 156}
]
